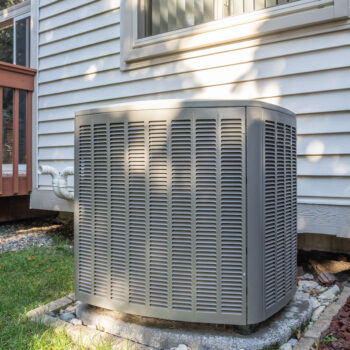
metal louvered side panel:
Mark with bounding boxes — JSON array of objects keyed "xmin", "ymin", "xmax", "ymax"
[
  {"xmin": 149, "ymin": 120, "xmax": 169, "ymax": 308},
  {"xmin": 264, "ymin": 120, "xmax": 297, "ymax": 310},
  {"xmin": 195, "ymin": 119, "xmax": 217, "ymax": 313},
  {"xmin": 110, "ymin": 122, "xmax": 127, "ymax": 302},
  {"xmin": 220, "ymin": 118, "xmax": 244, "ymax": 314},
  {"xmin": 264, "ymin": 121, "xmax": 276, "ymax": 309},
  {"xmin": 93, "ymin": 124, "xmax": 109, "ymax": 298},
  {"xmin": 285, "ymin": 126, "xmax": 293, "ymax": 293},
  {"xmin": 128, "ymin": 122, "xmax": 147, "ymax": 305},
  {"xmin": 291, "ymin": 127, "xmax": 297, "ymax": 285},
  {"xmin": 171, "ymin": 120, "xmax": 192, "ymax": 311},
  {"xmin": 276, "ymin": 123, "xmax": 285, "ymax": 302},
  {"xmin": 78, "ymin": 125, "xmax": 93, "ymax": 294}
]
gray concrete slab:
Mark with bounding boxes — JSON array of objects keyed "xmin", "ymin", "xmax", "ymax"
[{"xmin": 77, "ymin": 296, "xmax": 312, "ymax": 350}]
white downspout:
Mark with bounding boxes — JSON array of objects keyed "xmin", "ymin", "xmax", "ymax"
[{"xmin": 39, "ymin": 165, "xmax": 74, "ymax": 201}]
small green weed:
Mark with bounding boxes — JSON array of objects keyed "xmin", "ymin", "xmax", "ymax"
[{"xmin": 320, "ymin": 332, "xmax": 338, "ymax": 343}]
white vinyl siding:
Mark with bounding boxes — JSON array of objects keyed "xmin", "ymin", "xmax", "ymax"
[{"xmin": 34, "ymin": 0, "xmax": 350, "ymax": 234}]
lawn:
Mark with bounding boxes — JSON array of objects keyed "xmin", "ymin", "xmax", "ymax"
[{"xmin": 0, "ymin": 236, "xmax": 78, "ymax": 349}]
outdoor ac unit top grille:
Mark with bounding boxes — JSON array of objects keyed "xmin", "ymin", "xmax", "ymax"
[{"xmin": 75, "ymin": 100, "xmax": 296, "ymax": 325}]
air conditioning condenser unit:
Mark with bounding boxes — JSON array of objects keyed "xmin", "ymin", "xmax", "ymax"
[{"xmin": 75, "ymin": 100, "xmax": 297, "ymax": 326}]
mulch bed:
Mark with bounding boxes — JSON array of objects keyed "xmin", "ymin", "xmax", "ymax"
[{"xmin": 319, "ymin": 296, "xmax": 350, "ymax": 350}]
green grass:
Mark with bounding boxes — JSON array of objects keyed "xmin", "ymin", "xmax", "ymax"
[{"xmin": 0, "ymin": 236, "xmax": 78, "ymax": 349}]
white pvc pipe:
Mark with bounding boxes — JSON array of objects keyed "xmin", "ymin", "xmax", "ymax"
[{"xmin": 39, "ymin": 165, "xmax": 74, "ymax": 201}]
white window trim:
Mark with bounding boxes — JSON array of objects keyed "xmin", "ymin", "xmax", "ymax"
[
  {"xmin": 0, "ymin": 1, "xmax": 31, "ymax": 66},
  {"xmin": 0, "ymin": 0, "xmax": 31, "ymax": 22},
  {"xmin": 120, "ymin": 0, "xmax": 350, "ymax": 71}
]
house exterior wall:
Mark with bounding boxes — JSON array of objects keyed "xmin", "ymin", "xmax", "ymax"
[{"xmin": 31, "ymin": 0, "xmax": 350, "ymax": 237}]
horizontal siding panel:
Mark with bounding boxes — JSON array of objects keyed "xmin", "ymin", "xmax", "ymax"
[
  {"xmin": 39, "ymin": 133, "xmax": 74, "ymax": 147},
  {"xmin": 37, "ymin": 99, "xmax": 127, "ymax": 121},
  {"xmin": 37, "ymin": 89, "xmax": 350, "ymax": 123},
  {"xmin": 260, "ymin": 89, "xmax": 350, "ymax": 114},
  {"xmin": 39, "ymin": 24, "xmax": 120, "ymax": 58},
  {"xmin": 297, "ymin": 134, "xmax": 350, "ymax": 155},
  {"xmin": 38, "ymin": 146, "xmax": 74, "ymax": 160},
  {"xmin": 298, "ymin": 177, "xmax": 350, "ymax": 199},
  {"xmin": 39, "ymin": 10, "xmax": 119, "ymax": 46},
  {"xmin": 38, "ymin": 159, "xmax": 74, "ymax": 170},
  {"xmin": 298, "ymin": 156, "xmax": 350, "ymax": 176},
  {"xmin": 297, "ymin": 112, "xmax": 350, "ymax": 134},
  {"xmin": 39, "ymin": 69, "xmax": 120, "ymax": 96},
  {"xmin": 39, "ymin": 174, "xmax": 73, "ymax": 188},
  {"xmin": 40, "ymin": 0, "xmax": 98, "ymax": 20},
  {"xmin": 38, "ymin": 46, "xmax": 350, "ymax": 96},
  {"xmin": 38, "ymin": 119, "xmax": 74, "ymax": 134},
  {"xmin": 39, "ymin": 0, "xmax": 62, "ymax": 8},
  {"xmin": 39, "ymin": 0, "xmax": 120, "ymax": 32},
  {"xmin": 39, "ymin": 39, "xmax": 120, "ymax": 70},
  {"xmin": 37, "ymin": 67, "xmax": 350, "ymax": 108},
  {"xmin": 38, "ymin": 54, "xmax": 119, "ymax": 83}
]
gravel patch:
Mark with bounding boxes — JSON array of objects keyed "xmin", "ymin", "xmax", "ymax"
[{"xmin": 0, "ymin": 217, "xmax": 73, "ymax": 254}]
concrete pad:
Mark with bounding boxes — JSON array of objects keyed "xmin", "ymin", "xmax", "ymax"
[{"xmin": 77, "ymin": 296, "xmax": 312, "ymax": 350}]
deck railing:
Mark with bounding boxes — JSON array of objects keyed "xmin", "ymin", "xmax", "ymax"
[{"xmin": 0, "ymin": 61, "xmax": 36, "ymax": 197}]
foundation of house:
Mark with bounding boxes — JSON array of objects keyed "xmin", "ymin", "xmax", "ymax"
[
  {"xmin": 298, "ymin": 233, "xmax": 350, "ymax": 255},
  {"xmin": 0, "ymin": 195, "xmax": 54, "ymax": 223}
]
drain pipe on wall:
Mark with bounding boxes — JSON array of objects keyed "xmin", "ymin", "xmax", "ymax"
[{"xmin": 39, "ymin": 165, "xmax": 74, "ymax": 201}]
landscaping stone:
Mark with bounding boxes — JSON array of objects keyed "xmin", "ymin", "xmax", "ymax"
[
  {"xmin": 300, "ymin": 273, "xmax": 314, "ymax": 280},
  {"xmin": 59, "ymin": 312, "xmax": 75, "ymax": 322},
  {"xmin": 309, "ymin": 297, "xmax": 321, "ymax": 310},
  {"xmin": 288, "ymin": 338, "xmax": 298, "ymax": 347},
  {"xmin": 318, "ymin": 285, "xmax": 340, "ymax": 302},
  {"xmin": 279, "ymin": 343, "xmax": 292, "ymax": 350},
  {"xmin": 298, "ymin": 280, "xmax": 319, "ymax": 293},
  {"xmin": 65, "ymin": 305, "xmax": 77, "ymax": 313},
  {"xmin": 170, "ymin": 345, "xmax": 188, "ymax": 350},
  {"xmin": 70, "ymin": 318, "xmax": 83, "ymax": 326}
]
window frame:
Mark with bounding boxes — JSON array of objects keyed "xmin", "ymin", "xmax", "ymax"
[
  {"xmin": 120, "ymin": 0, "xmax": 350, "ymax": 71},
  {"xmin": 138, "ymin": 0, "xmax": 227, "ymax": 38},
  {"xmin": 0, "ymin": 0, "xmax": 31, "ymax": 66}
]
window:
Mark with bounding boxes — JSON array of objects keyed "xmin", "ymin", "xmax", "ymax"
[
  {"xmin": 121, "ymin": 0, "xmax": 349, "ymax": 70},
  {"xmin": 139, "ymin": 0, "xmax": 298, "ymax": 38},
  {"xmin": 0, "ymin": 1, "xmax": 30, "ymax": 66}
]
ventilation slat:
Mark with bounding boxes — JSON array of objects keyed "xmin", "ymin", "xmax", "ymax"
[
  {"xmin": 128, "ymin": 122, "xmax": 147, "ymax": 305},
  {"xmin": 171, "ymin": 120, "xmax": 192, "ymax": 311},
  {"xmin": 220, "ymin": 119, "xmax": 244, "ymax": 314}
]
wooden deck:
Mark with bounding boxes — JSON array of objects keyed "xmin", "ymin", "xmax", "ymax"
[{"xmin": 0, "ymin": 62, "xmax": 36, "ymax": 197}]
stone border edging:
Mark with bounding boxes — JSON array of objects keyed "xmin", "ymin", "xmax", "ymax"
[
  {"xmin": 294, "ymin": 286, "xmax": 350, "ymax": 350},
  {"xmin": 26, "ymin": 294, "xmax": 145, "ymax": 350}
]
